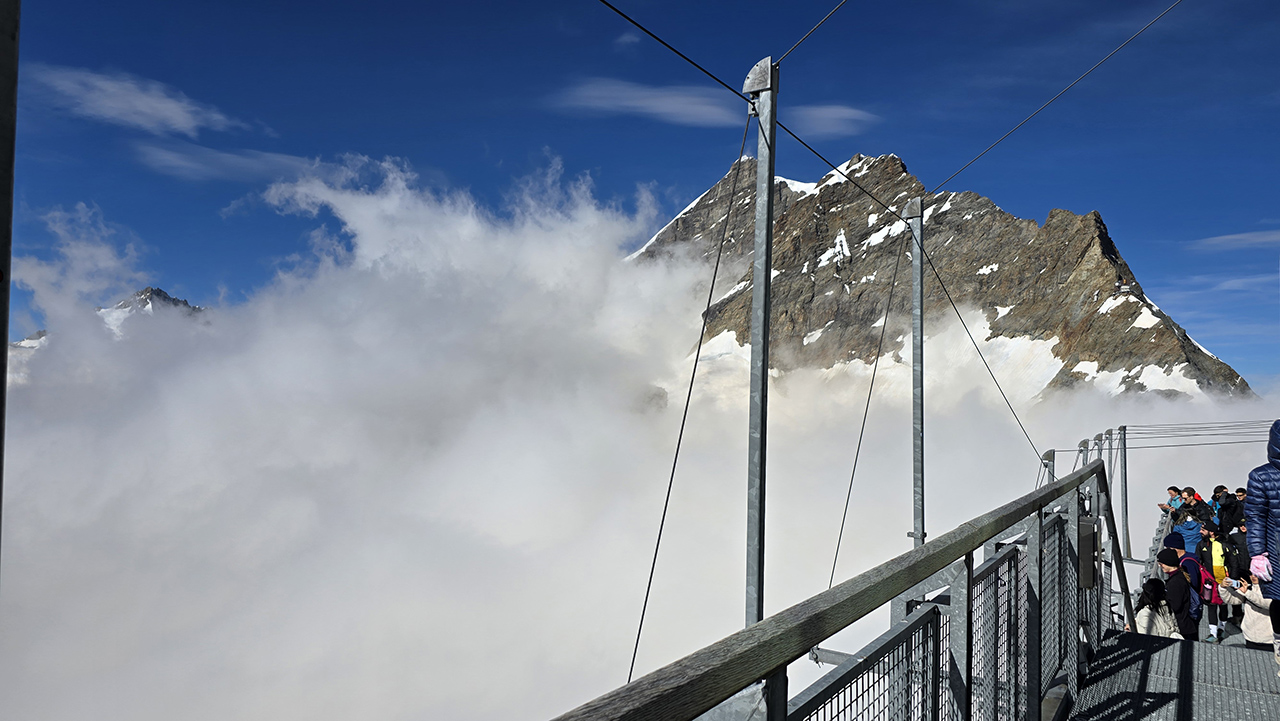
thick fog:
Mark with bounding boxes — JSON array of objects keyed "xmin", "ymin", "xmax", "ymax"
[{"xmin": 3, "ymin": 158, "xmax": 1276, "ymax": 720}]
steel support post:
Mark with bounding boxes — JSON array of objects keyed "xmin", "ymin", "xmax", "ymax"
[
  {"xmin": 0, "ymin": 0, "xmax": 19, "ymax": 592},
  {"xmin": 1119, "ymin": 425, "xmax": 1131, "ymax": 559},
  {"xmin": 743, "ymin": 57, "xmax": 783, "ymax": 721},
  {"xmin": 1097, "ymin": 464, "xmax": 1136, "ymax": 629},
  {"xmin": 1012, "ymin": 512, "xmax": 1042, "ymax": 716},
  {"xmin": 906, "ymin": 197, "xmax": 925, "ymax": 548},
  {"xmin": 1093, "ymin": 434, "xmax": 1104, "ymax": 463},
  {"xmin": 1043, "ymin": 449, "xmax": 1055, "ymax": 485},
  {"xmin": 742, "ymin": 56, "xmax": 776, "ymax": 630},
  {"xmin": 1092, "ymin": 475, "xmax": 1105, "ymax": 640},
  {"xmin": 947, "ymin": 553, "xmax": 974, "ymax": 721},
  {"xmin": 1065, "ymin": 480, "xmax": 1081, "ymax": 699},
  {"xmin": 1077, "ymin": 440, "xmax": 1089, "ymax": 473},
  {"xmin": 763, "ymin": 668, "xmax": 786, "ymax": 721}
]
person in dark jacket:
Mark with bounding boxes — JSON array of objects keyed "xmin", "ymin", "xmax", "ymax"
[
  {"xmin": 1215, "ymin": 485, "xmax": 1245, "ymax": 531},
  {"xmin": 1181, "ymin": 488, "xmax": 1214, "ymax": 525},
  {"xmin": 1197, "ymin": 521, "xmax": 1243, "ymax": 642},
  {"xmin": 1159, "ymin": 548, "xmax": 1198, "ymax": 640},
  {"xmin": 1244, "ymin": 419, "xmax": 1280, "ymax": 675}
]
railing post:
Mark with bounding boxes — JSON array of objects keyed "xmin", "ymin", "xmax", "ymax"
[
  {"xmin": 1096, "ymin": 463, "xmax": 1136, "ymax": 630},
  {"xmin": 1119, "ymin": 425, "xmax": 1131, "ymax": 560},
  {"xmin": 1017, "ymin": 511, "xmax": 1042, "ymax": 719},
  {"xmin": 1042, "ymin": 449, "xmax": 1055, "ymax": 486},
  {"xmin": 1065, "ymin": 474, "xmax": 1081, "ymax": 700},
  {"xmin": 948, "ymin": 553, "xmax": 974, "ymax": 721}
]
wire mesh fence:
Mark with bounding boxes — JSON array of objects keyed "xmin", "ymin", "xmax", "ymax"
[
  {"xmin": 789, "ymin": 605, "xmax": 945, "ymax": 721},
  {"xmin": 969, "ymin": 545, "xmax": 1026, "ymax": 721},
  {"xmin": 1039, "ymin": 514, "xmax": 1064, "ymax": 690}
]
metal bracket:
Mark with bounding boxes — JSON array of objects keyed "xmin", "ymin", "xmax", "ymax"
[
  {"xmin": 903, "ymin": 197, "xmax": 922, "ymax": 218},
  {"xmin": 742, "ymin": 56, "xmax": 777, "ymax": 95}
]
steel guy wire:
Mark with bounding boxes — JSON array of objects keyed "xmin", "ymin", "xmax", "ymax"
[
  {"xmin": 594, "ymin": 0, "xmax": 754, "ymax": 110},
  {"xmin": 929, "ymin": 0, "xmax": 1186, "ymax": 194},
  {"xmin": 1055, "ymin": 439, "xmax": 1268, "ymax": 452},
  {"xmin": 778, "ymin": 120, "xmax": 1043, "ymax": 463},
  {"xmin": 777, "ymin": 0, "xmax": 849, "ymax": 64},
  {"xmin": 628, "ymin": 115, "xmax": 753, "ymax": 685},
  {"xmin": 828, "ymin": 230, "xmax": 909, "ymax": 590}
]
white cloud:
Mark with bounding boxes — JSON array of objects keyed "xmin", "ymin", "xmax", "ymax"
[
  {"xmin": 28, "ymin": 63, "xmax": 247, "ymax": 138},
  {"xmin": 4, "ymin": 157, "xmax": 1275, "ymax": 721},
  {"xmin": 134, "ymin": 140, "xmax": 317, "ymax": 182},
  {"xmin": 613, "ymin": 31, "xmax": 642, "ymax": 48},
  {"xmin": 787, "ymin": 104, "xmax": 880, "ymax": 139},
  {"xmin": 552, "ymin": 78, "xmax": 742, "ymax": 127},
  {"xmin": 1189, "ymin": 229, "xmax": 1280, "ymax": 249}
]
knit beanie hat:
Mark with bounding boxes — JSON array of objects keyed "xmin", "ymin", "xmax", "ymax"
[
  {"xmin": 1162, "ymin": 533, "xmax": 1184, "ymax": 550},
  {"xmin": 1157, "ymin": 549, "xmax": 1180, "ymax": 567}
]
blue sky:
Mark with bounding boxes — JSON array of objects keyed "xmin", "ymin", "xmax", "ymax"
[{"xmin": 12, "ymin": 0, "xmax": 1280, "ymax": 382}]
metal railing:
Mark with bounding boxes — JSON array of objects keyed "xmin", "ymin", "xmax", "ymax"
[{"xmin": 552, "ymin": 454, "xmax": 1133, "ymax": 721}]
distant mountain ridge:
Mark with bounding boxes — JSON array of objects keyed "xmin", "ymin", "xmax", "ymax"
[
  {"xmin": 96, "ymin": 286, "xmax": 203, "ymax": 336},
  {"xmin": 634, "ymin": 153, "xmax": 1252, "ymax": 400}
]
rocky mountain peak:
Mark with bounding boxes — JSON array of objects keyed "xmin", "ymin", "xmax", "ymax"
[{"xmin": 636, "ymin": 153, "xmax": 1251, "ymax": 400}]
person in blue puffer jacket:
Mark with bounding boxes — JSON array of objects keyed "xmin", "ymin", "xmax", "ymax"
[
  {"xmin": 1244, "ymin": 419, "xmax": 1280, "ymax": 675},
  {"xmin": 1171, "ymin": 510, "xmax": 1202, "ymax": 557}
]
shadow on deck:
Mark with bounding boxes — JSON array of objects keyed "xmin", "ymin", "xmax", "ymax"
[{"xmin": 1069, "ymin": 630, "xmax": 1280, "ymax": 720}]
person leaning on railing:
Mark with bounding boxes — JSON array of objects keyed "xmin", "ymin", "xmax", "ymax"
[
  {"xmin": 1244, "ymin": 419, "xmax": 1280, "ymax": 677},
  {"xmin": 1157, "ymin": 486, "xmax": 1184, "ymax": 514}
]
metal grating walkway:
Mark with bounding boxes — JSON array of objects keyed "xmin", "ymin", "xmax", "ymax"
[{"xmin": 1069, "ymin": 630, "xmax": 1280, "ymax": 720}]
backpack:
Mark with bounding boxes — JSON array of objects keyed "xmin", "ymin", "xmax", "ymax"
[{"xmin": 1181, "ymin": 569, "xmax": 1203, "ymax": 621}]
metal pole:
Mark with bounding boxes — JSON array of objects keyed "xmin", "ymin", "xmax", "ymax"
[
  {"xmin": 743, "ymin": 57, "xmax": 785, "ymax": 721},
  {"xmin": 0, "ymin": 0, "xmax": 19, "ymax": 593},
  {"xmin": 1119, "ymin": 425, "xmax": 1131, "ymax": 559},
  {"xmin": 906, "ymin": 197, "xmax": 925, "ymax": 548},
  {"xmin": 742, "ymin": 56, "xmax": 776, "ymax": 630},
  {"xmin": 1042, "ymin": 449, "xmax": 1055, "ymax": 485},
  {"xmin": 1065, "ymin": 475, "xmax": 1080, "ymax": 699}
]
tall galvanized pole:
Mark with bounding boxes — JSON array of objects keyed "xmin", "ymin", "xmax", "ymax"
[
  {"xmin": 905, "ymin": 197, "xmax": 925, "ymax": 547},
  {"xmin": 742, "ymin": 56, "xmax": 786, "ymax": 721},
  {"xmin": 0, "ymin": 0, "xmax": 19, "ymax": 592},
  {"xmin": 1119, "ymin": 425, "xmax": 1131, "ymax": 558}
]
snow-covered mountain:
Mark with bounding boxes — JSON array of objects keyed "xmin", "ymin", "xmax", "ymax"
[
  {"xmin": 7, "ymin": 287, "xmax": 204, "ymax": 385},
  {"xmin": 97, "ymin": 286, "xmax": 204, "ymax": 337},
  {"xmin": 634, "ymin": 154, "xmax": 1252, "ymax": 400}
]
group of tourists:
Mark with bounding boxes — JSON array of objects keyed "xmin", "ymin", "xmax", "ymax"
[{"xmin": 1126, "ymin": 421, "xmax": 1280, "ymax": 678}]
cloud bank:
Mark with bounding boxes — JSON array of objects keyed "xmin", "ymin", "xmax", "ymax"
[{"xmin": 4, "ymin": 158, "xmax": 1277, "ymax": 721}]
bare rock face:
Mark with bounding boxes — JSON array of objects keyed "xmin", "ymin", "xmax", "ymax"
[{"xmin": 633, "ymin": 154, "xmax": 1252, "ymax": 400}]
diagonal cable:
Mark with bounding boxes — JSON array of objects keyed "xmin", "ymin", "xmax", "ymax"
[
  {"xmin": 828, "ymin": 230, "xmax": 909, "ymax": 589},
  {"xmin": 779, "ymin": 122, "xmax": 1042, "ymax": 462},
  {"xmin": 778, "ymin": 0, "xmax": 849, "ymax": 64},
  {"xmin": 595, "ymin": 0, "xmax": 752, "ymax": 106},
  {"xmin": 628, "ymin": 115, "xmax": 753, "ymax": 684},
  {"xmin": 930, "ymin": 0, "xmax": 1185, "ymax": 193}
]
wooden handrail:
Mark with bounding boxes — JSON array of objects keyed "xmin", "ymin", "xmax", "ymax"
[{"xmin": 552, "ymin": 460, "xmax": 1109, "ymax": 721}]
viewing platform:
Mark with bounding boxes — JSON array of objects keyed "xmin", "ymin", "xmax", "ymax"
[{"xmin": 1070, "ymin": 631, "xmax": 1280, "ymax": 720}]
